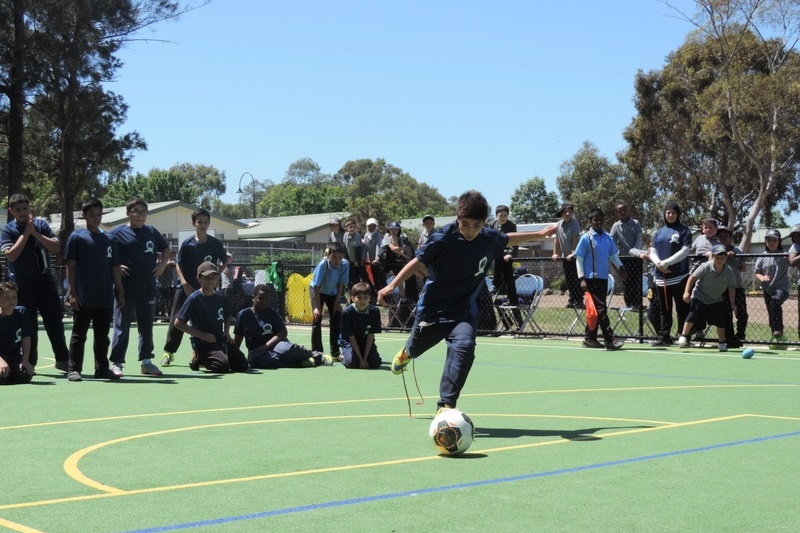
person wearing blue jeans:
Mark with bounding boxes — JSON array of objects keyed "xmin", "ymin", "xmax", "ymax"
[
  {"xmin": 109, "ymin": 198, "xmax": 170, "ymax": 376},
  {"xmin": 378, "ymin": 190, "xmax": 555, "ymax": 413}
]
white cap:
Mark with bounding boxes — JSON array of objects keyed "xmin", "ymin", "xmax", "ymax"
[{"xmin": 366, "ymin": 218, "xmax": 378, "ymax": 226}]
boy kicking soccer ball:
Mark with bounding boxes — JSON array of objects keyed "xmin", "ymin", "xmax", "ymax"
[{"xmin": 377, "ymin": 190, "xmax": 555, "ymax": 413}]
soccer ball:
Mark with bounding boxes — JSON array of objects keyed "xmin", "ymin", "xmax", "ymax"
[{"xmin": 429, "ymin": 409, "xmax": 475, "ymax": 456}]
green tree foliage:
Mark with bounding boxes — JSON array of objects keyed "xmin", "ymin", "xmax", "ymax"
[
  {"xmin": 259, "ymin": 182, "xmax": 347, "ymax": 218},
  {"xmin": 556, "ymin": 142, "xmax": 648, "ymax": 230},
  {"xmin": 636, "ymin": 0, "xmax": 800, "ymax": 248},
  {"xmin": 102, "ymin": 163, "xmax": 225, "ymax": 208},
  {"xmin": 509, "ymin": 177, "xmax": 561, "ymax": 223}
]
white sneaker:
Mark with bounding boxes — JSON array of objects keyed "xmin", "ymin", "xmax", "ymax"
[
  {"xmin": 718, "ymin": 343, "xmax": 728, "ymax": 352},
  {"xmin": 677, "ymin": 336, "xmax": 689, "ymax": 348},
  {"xmin": 110, "ymin": 364, "xmax": 124, "ymax": 378}
]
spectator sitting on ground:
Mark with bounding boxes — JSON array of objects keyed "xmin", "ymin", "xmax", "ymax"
[{"xmin": 338, "ymin": 282, "xmax": 383, "ymax": 369}]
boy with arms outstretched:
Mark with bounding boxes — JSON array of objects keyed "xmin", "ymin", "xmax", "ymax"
[{"xmin": 377, "ymin": 190, "xmax": 555, "ymax": 413}]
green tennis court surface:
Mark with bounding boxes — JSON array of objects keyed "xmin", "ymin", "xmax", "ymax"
[{"xmin": 2, "ymin": 324, "xmax": 799, "ymax": 532}]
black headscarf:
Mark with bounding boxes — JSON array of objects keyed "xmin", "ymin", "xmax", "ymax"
[{"xmin": 663, "ymin": 202, "xmax": 681, "ymax": 228}]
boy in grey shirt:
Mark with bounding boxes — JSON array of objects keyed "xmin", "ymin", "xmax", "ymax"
[{"xmin": 677, "ymin": 244, "xmax": 736, "ymax": 352}]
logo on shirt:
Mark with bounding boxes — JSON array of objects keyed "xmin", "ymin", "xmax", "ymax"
[
  {"xmin": 107, "ymin": 246, "xmax": 112, "ymax": 258},
  {"xmin": 15, "ymin": 328, "xmax": 22, "ymax": 344},
  {"xmin": 217, "ymin": 308, "xmax": 224, "ymax": 322},
  {"xmin": 145, "ymin": 241, "xmax": 155, "ymax": 254},
  {"xmin": 262, "ymin": 322, "xmax": 273, "ymax": 335},
  {"xmin": 669, "ymin": 234, "xmax": 680, "ymax": 244},
  {"xmin": 204, "ymin": 255, "xmax": 213, "ymax": 262},
  {"xmin": 474, "ymin": 256, "xmax": 488, "ymax": 277}
]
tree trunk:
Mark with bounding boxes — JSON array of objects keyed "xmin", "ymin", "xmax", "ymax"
[{"xmin": 7, "ymin": 0, "xmax": 26, "ymax": 214}]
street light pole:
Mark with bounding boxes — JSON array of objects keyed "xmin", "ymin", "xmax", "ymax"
[{"xmin": 236, "ymin": 172, "xmax": 257, "ymax": 218}]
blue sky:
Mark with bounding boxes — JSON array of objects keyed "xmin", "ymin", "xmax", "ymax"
[{"xmin": 110, "ymin": 0, "xmax": 700, "ymax": 213}]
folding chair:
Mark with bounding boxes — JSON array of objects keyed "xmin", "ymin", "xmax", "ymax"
[
  {"xmin": 384, "ymin": 275, "xmax": 415, "ymax": 328},
  {"xmin": 567, "ymin": 276, "xmax": 614, "ymax": 337},
  {"xmin": 498, "ymin": 274, "xmax": 544, "ymax": 334},
  {"xmin": 611, "ymin": 274, "xmax": 648, "ymax": 337}
]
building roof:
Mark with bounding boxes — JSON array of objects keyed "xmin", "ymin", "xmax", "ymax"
[{"xmin": 237, "ymin": 212, "xmax": 345, "ymax": 240}]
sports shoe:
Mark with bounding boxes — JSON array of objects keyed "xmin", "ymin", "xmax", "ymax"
[
  {"xmin": 188, "ymin": 355, "xmax": 200, "ymax": 371},
  {"xmin": 769, "ymin": 334, "xmax": 788, "ymax": 351},
  {"xmin": 110, "ymin": 363, "xmax": 124, "ymax": 378},
  {"xmin": 436, "ymin": 404, "xmax": 454, "ymax": 415},
  {"xmin": 141, "ymin": 362, "xmax": 163, "ymax": 376},
  {"xmin": 391, "ymin": 349, "xmax": 411, "ymax": 375},
  {"xmin": 161, "ymin": 352, "xmax": 174, "ymax": 367},
  {"xmin": 718, "ymin": 342, "xmax": 728, "ymax": 352},
  {"xmin": 605, "ymin": 339, "xmax": 624, "ymax": 351},
  {"xmin": 582, "ymin": 339, "xmax": 604, "ymax": 349},
  {"xmin": 55, "ymin": 361, "xmax": 69, "ymax": 373},
  {"xmin": 677, "ymin": 336, "xmax": 689, "ymax": 348},
  {"xmin": 67, "ymin": 371, "xmax": 82, "ymax": 382},
  {"xmin": 94, "ymin": 368, "xmax": 121, "ymax": 380},
  {"xmin": 300, "ymin": 357, "xmax": 315, "ymax": 368},
  {"xmin": 321, "ymin": 354, "xmax": 334, "ymax": 366}
]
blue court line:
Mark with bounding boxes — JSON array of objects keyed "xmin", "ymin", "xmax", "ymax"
[{"xmin": 119, "ymin": 429, "xmax": 800, "ymax": 533}]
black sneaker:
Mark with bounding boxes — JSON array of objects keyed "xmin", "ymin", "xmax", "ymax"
[
  {"xmin": 605, "ymin": 339, "xmax": 624, "ymax": 351},
  {"xmin": 189, "ymin": 355, "xmax": 200, "ymax": 371},
  {"xmin": 94, "ymin": 368, "xmax": 121, "ymax": 381},
  {"xmin": 582, "ymin": 339, "xmax": 604, "ymax": 349}
]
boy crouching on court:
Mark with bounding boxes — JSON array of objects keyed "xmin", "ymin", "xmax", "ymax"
[
  {"xmin": 339, "ymin": 282, "xmax": 382, "ymax": 369},
  {"xmin": 174, "ymin": 262, "xmax": 248, "ymax": 373},
  {"xmin": 677, "ymin": 244, "xmax": 737, "ymax": 352},
  {"xmin": 0, "ymin": 282, "xmax": 33, "ymax": 385}
]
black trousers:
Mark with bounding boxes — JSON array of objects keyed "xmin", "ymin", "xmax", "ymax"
[
  {"xmin": 17, "ymin": 281, "xmax": 69, "ymax": 367},
  {"xmin": 654, "ymin": 279, "xmax": 690, "ymax": 341},
  {"xmin": 311, "ymin": 293, "xmax": 342, "ymax": 357},
  {"xmin": 68, "ymin": 307, "xmax": 113, "ymax": 373},
  {"xmin": 164, "ymin": 288, "xmax": 190, "ymax": 354},
  {"xmin": 584, "ymin": 279, "xmax": 613, "ymax": 342}
]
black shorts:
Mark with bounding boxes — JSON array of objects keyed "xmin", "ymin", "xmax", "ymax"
[{"xmin": 686, "ymin": 300, "xmax": 725, "ymax": 328}]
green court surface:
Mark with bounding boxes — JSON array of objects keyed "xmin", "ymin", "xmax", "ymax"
[{"xmin": 2, "ymin": 324, "xmax": 799, "ymax": 532}]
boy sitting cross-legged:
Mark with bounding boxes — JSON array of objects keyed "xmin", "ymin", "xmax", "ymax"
[
  {"xmin": 173, "ymin": 262, "xmax": 248, "ymax": 373},
  {"xmin": 339, "ymin": 281, "xmax": 383, "ymax": 369}
]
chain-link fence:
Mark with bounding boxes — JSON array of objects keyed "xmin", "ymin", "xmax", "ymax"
[{"xmin": 8, "ymin": 254, "xmax": 798, "ymax": 348}]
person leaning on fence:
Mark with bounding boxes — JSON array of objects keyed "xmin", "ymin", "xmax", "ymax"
[
  {"xmin": 649, "ymin": 202, "xmax": 692, "ymax": 346},
  {"xmin": 787, "ymin": 224, "xmax": 800, "ymax": 339},
  {"xmin": 676, "ymin": 244, "xmax": 737, "ymax": 352},
  {"xmin": 755, "ymin": 228, "xmax": 790, "ymax": 346},
  {"xmin": 609, "ymin": 202, "xmax": 644, "ymax": 309},
  {"xmin": 234, "ymin": 284, "xmax": 333, "ymax": 369},
  {"xmin": 311, "ymin": 242, "xmax": 349, "ymax": 360},
  {"xmin": 716, "ymin": 226, "xmax": 747, "ymax": 348},
  {"xmin": 162, "ymin": 208, "xmax": 227, "ymax": 368},
  {"xmin": 574, "ymin": 208, "xmax": 625, "ymax": 351},
  {"xmin": 173, "ymin": 261, "xmax": 248, "ymax": 373},
  {"xmin": 0, "ymin": 193, "xmax": 70, "ymax": 373},
  {"xmin": 0, "ymin": 281, "xmax": 33, "ymax": 385},
  {"xmin": 552, "ymin": 203, "xmax": 583, "ymax": 309},
  {"xmin": 338, "ymin": 282, "xmax": 383, "ymax": 369}
]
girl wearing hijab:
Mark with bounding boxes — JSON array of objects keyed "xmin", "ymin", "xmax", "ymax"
[{"xmin": 649, "ymin": 202, "xmax": 692, "ymax": 346}]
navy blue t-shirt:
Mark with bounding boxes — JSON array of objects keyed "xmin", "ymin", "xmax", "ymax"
[
  {"xmin": 339, "ymin": 303, "xmax": 382, "ymax": 346},
  {"xmin": 0, "ymin": 218, "xmax": 57, "ymax": 287},
  {"xmin": 0, "ymin": 307, "xmax": 32, "ymax": 365},
  {"xmin": 109, "ymin": 224, "xmax": 169, "ymax": 299},
  {"xmin": 177, "ymin": 290, "xmax": 231, "ymax": 350},
  {"xmin": 66, "ymin": 229, "xmax": 119, "ymax": 309},
  {"xmin": 234, "ymin": 307, "xmax": 287, "ymax": 352},
  {"xmin": 415, "ymin": 222, "xmax": 508, "ymax": 323},
  {"xmin": 177, "ymin": 235, "xmax": 227, "ymax": 290}
]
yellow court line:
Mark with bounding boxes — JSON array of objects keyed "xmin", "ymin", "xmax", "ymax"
[
  {"xmin": 747, "ymin": 413, "xmax": 800, "ymax": 422},
  {"xmin": 0, "ymin": 517, "xmax": 44, "ymax": 533},
  {"xmin": 2, "ymin": 383, "xmax": 795, "ymax": 432},
  {"xmin": 1, "ymin": 412, "xmax": 794, "ymax": 512}
]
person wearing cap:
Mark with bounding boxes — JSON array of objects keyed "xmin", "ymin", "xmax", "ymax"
[
  {"xmin": 161, "ymin": 208, "xmax": 227, "ymax": 368},
  {"xmin": 109, "ymin": 198, "xmax": 171, "ymax": 377},
  {"xmin": 610, "ymin": 202, "xmax": 645, "ymax": 309},
  {"xmin": 787, "ymin": 224, "xmax": 800, "ymax": 339},
  {"xmin": 380, "ymin": 221, "xmax": 418, "ymax": 305},
  {"xmin": 755, "ymin": 228, "xmax": 790, "ymax": 347},
  {"xmin": 649, "ymin": 202, "xmax": 693, "ymax": 346},
  {"xmin": 676, "ymin": 244, "xmax": 737, "ymax": 352},
  {"xmin": 328, "ymin": 218, "xmax": 345, "ymax": 245},
  {"xmin": 490, "ymin": 205, "xmax": 521, "ymax": 330},
  {"xmin": 377, "ymin": 190, "xmax": 556, "ymax": 413},
  {"xmin": 418, "ymin": 215, "xmax": 436, "ymax": 249},
  {"xmin": 552, "ymin": 203, "xmax": 583, "ymax": 309},
  {"xmin": 361, "ymin": 217, "xmax": 386, "ymax": 293},
  {"xmin": 716, "ymin": 226, "xmax": 747, "ymax": 347},
  {"xmin": 173, "ymin": 261, "xmax": 248, "ymax": 373}
]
